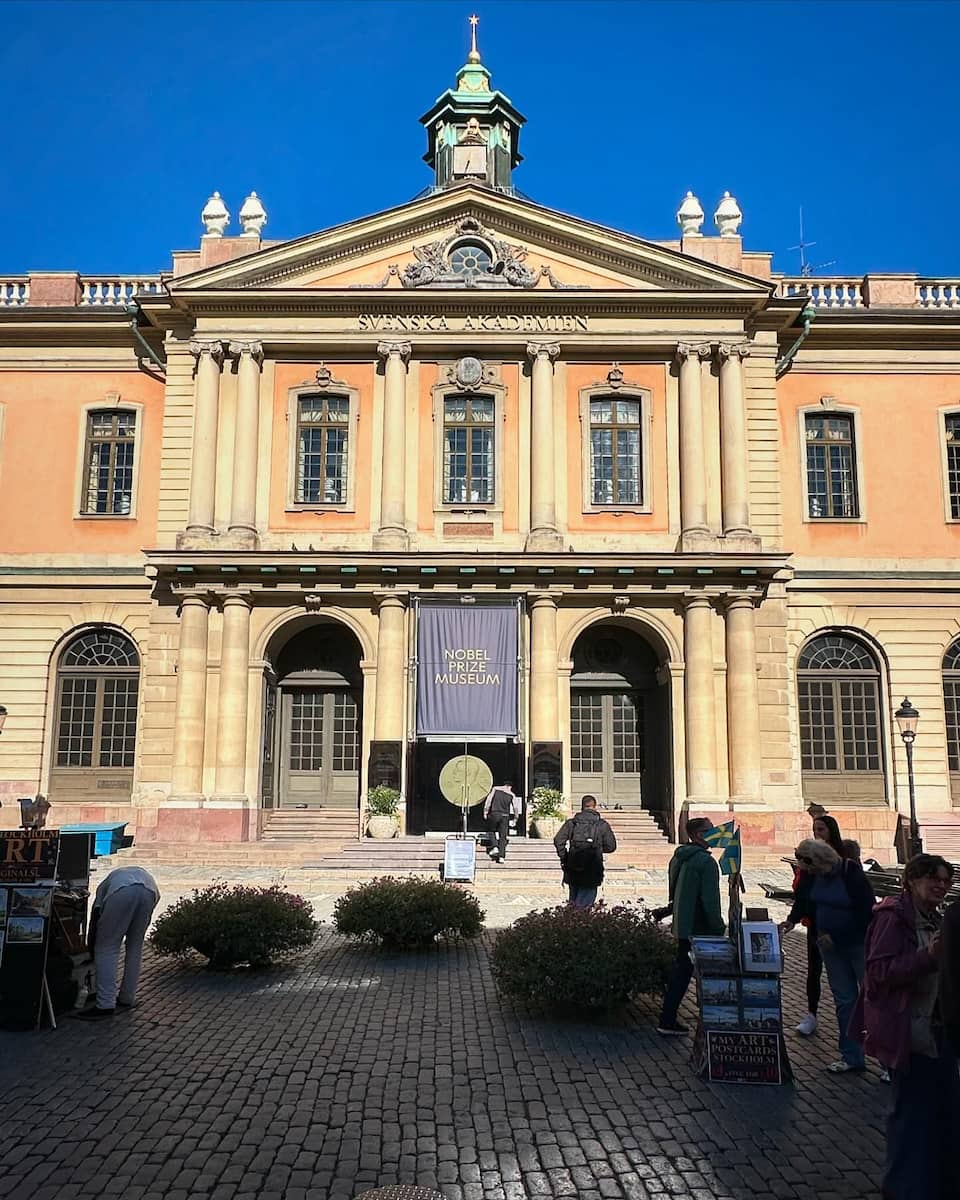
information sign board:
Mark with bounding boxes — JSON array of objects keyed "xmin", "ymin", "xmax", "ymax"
[
  {"xmin": 706, "ymin": 1031, "xmax": 782, "ymax": 1085},
  {"xmin": 443, "ymin": 836, "xmax": 478, "ymax": 883}
]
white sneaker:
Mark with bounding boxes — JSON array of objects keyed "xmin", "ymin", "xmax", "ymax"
[{"xmin": 795, "ymin": 1013, "xmax": 818, "ymax": 1036}]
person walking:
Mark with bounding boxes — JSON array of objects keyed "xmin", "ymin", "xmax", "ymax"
[
  {"xmin": 553, "ymin": 795, "xmax": 617, "ymax": 908},
  {"xmin": 788, "ymin": 837, "xmax": 875, "ymax": 1073},
  {"xmin": 657, "ymin": 817, "xmax": 725, "ymax": 1036},
  {"xmin": 483, "ymin": 779, "xmax": 519, "ymax": 863},
  {"xmin": 852, "ymin": 854, "xmax": 959, "ymax": 1200},
  {"xmin": 77, "ymin": 865, "xmax": 160, "ymax": 1020},
  {"xmin": 784, "ymin": 811, "xmax": 850, "ymax": 1037}
]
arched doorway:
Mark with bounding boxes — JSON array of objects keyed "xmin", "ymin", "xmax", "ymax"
[
  {"xmin": 263, "ymin": 622, "xmax": 363, "ymax": 810},
  {"xmin": 50, "ymin": 626, "xmax": 140, "ymax": 802},
  {"xmin": 568, "ymin": 622, "xmax": 670, "ymax": 817}
]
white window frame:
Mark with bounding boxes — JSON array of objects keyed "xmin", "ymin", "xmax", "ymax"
[
  {"xmin": 938, "ymin": 406, "xmax": 960, "ymax": 523},
  {"xmin": 432, "ymin": 369, "xmax": 506, "ymax": 515},
  {"xmin": 578, "ymin": 384, "xmax": 653, "ymax": 514},
  {"xmin": 798, "ymin": 400, "xmax": 867, "ymax": 524},
  {"xmin": 73, "ymin": 397, "xmax": 144, "ymax": 520},
  {"xmin": 286, "ymin": 380, "xmax": 360, "ymax": 512}
]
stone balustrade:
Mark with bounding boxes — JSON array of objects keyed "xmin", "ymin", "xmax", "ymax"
[
  {"xmin": 916, "ymin": 280, "xmax": 960, "ymax": 308},
  {"xmin": 0, "ymin": 278, "xmax": 29, "ymax": 306},
  {"xmin": 777, "ymin": 277, "xmax": 864, "ymax": 307},
  {"xmin": 79, "ymin": 277, "xmax": 165, "ymax": 306},
  {"xmin": 778, "ymin": 274, "xmax": 960, "ymax": 309}
]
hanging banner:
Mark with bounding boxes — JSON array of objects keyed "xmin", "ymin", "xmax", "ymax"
[{"xmin": 416, "ymin": 603, "xmax": 518, "ymax": 736}]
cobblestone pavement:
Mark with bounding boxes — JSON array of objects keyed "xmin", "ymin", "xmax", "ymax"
[{"xmin": 0, "ymin": 900, "xmax": 886, "ymax": 1200}]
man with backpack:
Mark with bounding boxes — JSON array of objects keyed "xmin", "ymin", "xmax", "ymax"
[{"xmin": 553, "ymin": 795, "xmax": 617, "ymax": 907}]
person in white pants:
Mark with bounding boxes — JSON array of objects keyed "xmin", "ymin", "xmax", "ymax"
[{"xmin": 77, "ymin": 865, "xmax": 160, "ymax": 1020}]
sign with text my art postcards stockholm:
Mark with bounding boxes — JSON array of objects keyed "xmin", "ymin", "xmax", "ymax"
[{"xmin": 416, "ymin": 602, "xmax": 518, "ymax": 737}]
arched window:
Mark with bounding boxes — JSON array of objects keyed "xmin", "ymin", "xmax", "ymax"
[
  {"xmin": 943, "ymin": 640, "xmax": 960, "ymax": 799},
  {"xmin": 797, "ymin": 632, "xmax": 884, "ymax": 801},
  {"xmin": 449, "ymin": 242, "xmax": 492, "ymax": 278},
  {"xmin": 54, "ymin": 629, "xmax": 140, "ymax": 772}
]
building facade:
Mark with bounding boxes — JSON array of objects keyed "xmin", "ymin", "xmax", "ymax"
[{"xmin": 2, "ymin": 36, "xmax": 960, "ymax": 856}]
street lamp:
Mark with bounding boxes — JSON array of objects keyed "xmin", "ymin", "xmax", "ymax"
[{"xmin": 894, "ymin": 697, "xmax": 922, "ymax": 859}]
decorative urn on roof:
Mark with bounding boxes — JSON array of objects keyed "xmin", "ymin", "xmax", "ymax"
[
  {"xmin": 676, "ymin": 191, "xmax": 704, "ymax": 237},
  {"xmin": 239, "ymin": 191, "xmax": 268, "ymax": 238},
  {"xmin": 714, "ymin": 191, "xmax": 743, "ymax": 237},
  {"xmin": 201, "ymin": 191, "xmax": 230, "ymax": 237}
]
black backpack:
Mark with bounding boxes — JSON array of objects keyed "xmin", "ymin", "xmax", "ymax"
[{"xmin": 566, "ymin": 814, "xmax": 603, "ymax": 872}]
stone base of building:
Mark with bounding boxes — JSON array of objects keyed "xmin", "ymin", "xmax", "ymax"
[{"xmin": 688, "ymin": 803, "xmax": 901, "ymax": 858}]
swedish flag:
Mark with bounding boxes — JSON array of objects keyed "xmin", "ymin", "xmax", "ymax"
[
  {"xmin": 702, "ymin": 819, "xmax": 737, "ymax": 849},
  {"xmin": 719, "ymin": 829, "xmax": 742, "ymax": 877}
]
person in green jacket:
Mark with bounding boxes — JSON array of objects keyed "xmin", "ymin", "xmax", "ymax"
[{"xmin": 657, "ymin": 817, "xmax": 725, "ymax": 1035}]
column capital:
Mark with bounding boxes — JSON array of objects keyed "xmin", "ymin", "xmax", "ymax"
[
  {"xmin": 528, "ymin": 590, "xmax": 560, "ymax": 610},
  {"xmin": 188, "ymin": 339, "xmax": 225, "ymax": 366},
  {"xmin": 682, "ymin": 591, "xmax": 715, "ymax": 612},
  {"xmin": 174, "ymin": 589, "xmax": 213, "ymax": 610},
  {"xmin": 218, "ymin": 591, "xmax": 253, "ymax": 610},
  {"xmin": 374, "ymin": 591, "xmax": 408, "ymax": 610},
  {"xmin": 722, "ymin": 590, "xmax": 760, "ymax": 612},
  {"xmin": 376, "ymin": 339, "xmax": 412, "ymax": 363},
  {"xmin": 228, "ymin": 340, "xmax": 264, "ymax": 365},
  {"xmin": 675, "ymin": 342, "xmax": 712, "ymax": 364},
  {"xmin": 526, "ymin": 340, "xmax": 561, "ymax": 362},
  {"xmin": 717, "ymin": 341, "xmax": 751, "ymax": 363}
]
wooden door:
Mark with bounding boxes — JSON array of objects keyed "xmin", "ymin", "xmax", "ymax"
[
  {"xmin": 569, "ymin": 688, "xmax": 644, "ymax": 807},
  {"xmin": 278, "ymin": 687, "xmax": 360, "ymax": 809}
]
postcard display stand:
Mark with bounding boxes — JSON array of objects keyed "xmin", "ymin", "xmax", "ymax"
[
  {"xmin": 0, "ymin": 830, "xmax": 60, "ymax": 1031},
  {"xmin": 691, "ymin": 875, "xmax": 793, "ymax": 1085}
]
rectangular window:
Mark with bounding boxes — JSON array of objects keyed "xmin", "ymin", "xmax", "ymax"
[
  {"xmin": 945, "ymin": 414, "xmax": 960, "ymax": 520},
  {"xmin": 590, "ymin": 398, "xmax": 642, "ymax": 505},
  {"xmin": 798, "ymin": 679, "xmax": 838, "ymax": 771},
  {"xmin": 99, "ymin": 677, "xmax": 139, "ymax": 768},
  {"xmin": 56, "ymin": 678, "xmax": 97, "ymax": 767},
  {"xmin": 946, "ymin": 678, "xmax": 960, "ymax": 773},
  {"xmin": 611, "ymin": 692, "xmax": 643, "ymax": 774},
  {"xmin": 289, "ymin": 691, "xmax": 324, "ymax": 771},
  {"xmin": 332, "ymin": 693, "xmax": 359, "ymax": 772},
  {"xmin": 443, "ymin": 395, "xmax": 494, "ymax": 504},
  {"xmin": 296, "ymin": 394, "xmax": 349, "ymax": 504},
  {"xmin": 805, "ymin": 413, "xmax": 858, "ymax": 518},
  {"xmin": 82, "ymin": 410, "xmax": 136, "ymax": 515}
]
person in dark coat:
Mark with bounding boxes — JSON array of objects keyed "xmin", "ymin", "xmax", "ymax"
[
  {"xmin": 786, "ymin": 837, "xmax": 875, "ymax": 1072},
  {"xmin": 657, "ymin": 817, "xmax": 725, "ymax": 1036},
  {"xmin": 552, "ymin": 795, "xmax": 616, "ymax": 908},
  {"xmin": 941, "ymin": 895, "xmax": 960, "ymax": 1056},
  {"xmin": 852, "ymin": 854, "xmax": 958, "ymax": 1200},
  {"xmin": 483, "ymin": 780, "xmax": 519, "ymax": 863}
]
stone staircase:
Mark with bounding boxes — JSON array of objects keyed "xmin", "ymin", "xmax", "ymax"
[{"xmin": 261, "ymin": 809, "xmax": 358, "ymax": 844}]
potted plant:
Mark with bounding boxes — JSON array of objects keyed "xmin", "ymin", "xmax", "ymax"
[
  {"xmin": 530, "ymin": 786, "xmax": 566, "ymax": 840},
  {"xmin": 366, "ymin": 785, "xmax": 400, "ymax": 839}
]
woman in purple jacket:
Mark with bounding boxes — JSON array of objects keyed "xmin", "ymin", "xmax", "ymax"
[{"xmin": 852, "ymin": 854, "xmax": 960, "ymax": 1200}]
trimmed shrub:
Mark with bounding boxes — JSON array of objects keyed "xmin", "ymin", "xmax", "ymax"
[
  {"xmin": 366, "ymin": 785, "xmax": 400, "ymax": 816},
  {"xmin": 149, "ymin": 882, "xmax": 319, "ymax": 969},
  {"xmin": 490, "ymin": 903, "xmax": 675, "ymax": 1012},
  {"xmin": 333, "ymin": 876, "xmax": 484, "ymax": 949}
]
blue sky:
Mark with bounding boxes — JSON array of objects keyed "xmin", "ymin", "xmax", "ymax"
[{"xmin": 3, "ymin": 0, "xmax": 958, "ymax": 277}]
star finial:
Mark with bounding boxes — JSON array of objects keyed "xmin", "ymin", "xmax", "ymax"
[{"xmin": 468, "ymin": 13, "xmax": 480, "ymax": 62}]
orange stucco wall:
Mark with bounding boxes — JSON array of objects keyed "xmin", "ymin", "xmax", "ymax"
[
  {"xmin": 779, "ymin": 373, "xmax": 960, "ymax": 558},
  {"xmin": 565, "ymin": 363, "xmax": 669, "ymax": 532},
  {"xmin": 269, "ymin": 362, "xmax": 375, "ymax": 531},
  {"xmin": 0, "ymin": 370, "xmax": 164, "ymax": 553}
]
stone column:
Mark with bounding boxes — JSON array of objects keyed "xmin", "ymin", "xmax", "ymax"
[
  {"xmin": 373, "ymin": 592, "xmax": 407, "ymax": 741},
  {"xmin": 228, "ymin": 341, "xmax": 264, "ymax": 540},
  {"xmin": 683, "ymin": 593, "xmax": 718, "ymax": 800},
  {"xmin": 374, "ymin": 340, "xmax": 411, "ymax": 550},
  {"xmin": 526, "ymin": 341, "xmax": 562, "ymax": 550},
  {"xmin": 676, "ymin": 343, "xmax": 711, "ymax": 536},
  {"xmin": 214, "ymin": 593, "xmax": 252, "ymax": 798},
  {"xmin": 718, "ymin": 343, "xmax": 752, "ymax": 536},
  {"xmin": 186, "ymin": 341, "xmax": 225, "ymax": 535},
  {"xmin": 529, "ymin": 592, "xmax": 560, "ymax": 742},
  {"xmin": 724, "ymin": 593, "xmax": 763, "ymax": 801},
  {"xmin": 170, "ymin": 593, "xmax": 211, "ymax": 798}
]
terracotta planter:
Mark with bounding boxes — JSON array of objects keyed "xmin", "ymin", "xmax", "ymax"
[
  {"xmin": 367, "ymin": 814, "xmax": 399, "ymax": 839},
  {"xmin": 531, "ymin": 816, "xmax": 564, "ymax": 840}
]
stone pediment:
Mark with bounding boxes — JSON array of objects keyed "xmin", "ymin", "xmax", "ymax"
[{"xmin": 168, "ymin": 185, "xmax": 772, "ymax": 299}]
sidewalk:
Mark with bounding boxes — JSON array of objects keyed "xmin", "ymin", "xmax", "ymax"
[{"xmin": 0, "ymin": 911, "xmax": 885, "ymax": 1200}]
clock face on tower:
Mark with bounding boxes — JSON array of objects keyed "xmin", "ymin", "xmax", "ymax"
[{"xmin": 453, "ymin": 144, "xmax": 488, "ymax": 177}]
